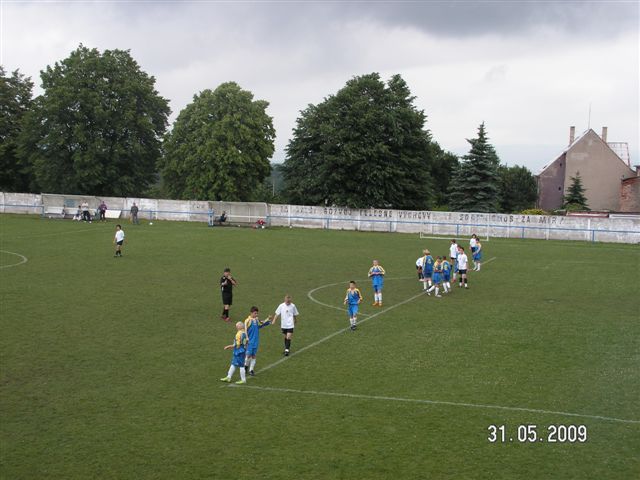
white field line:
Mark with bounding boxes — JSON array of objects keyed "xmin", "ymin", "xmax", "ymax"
[
  {"xmin": 307, "ymin": 276, "xmax": 417, "ymax": 317},
  {"xmin": 0, "ymin": 250, "xmax": 28, "ymax": 269},
  {"xmin": 483, "ymin": 256, "xmax": 497, "ymax": 265},
  {"xmin": 225, "ymin": 384, "xmax": 640, "ymax": 425},
  {"xmin": 261, "ymin": 288, "xmax": 427, "ymax": 373}
]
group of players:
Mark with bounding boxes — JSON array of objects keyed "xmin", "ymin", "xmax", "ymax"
[
  {"xmin": 343, "ymin": 235, "xmax": 484, "ymax": 331},
  {"xmin": 219, "ymin": 234, "xmax": 484, "ymax": 384},
  {"xmin": 415, "ymin": 235, "xmax": 484, "ymax": 297},
  {"xmin": 218, "ymin": 268, "xmax": 300, "ymax": 385}
]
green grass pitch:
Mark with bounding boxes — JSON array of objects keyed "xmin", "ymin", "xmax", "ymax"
[{"xmin": 1, "ymin": 214, "xmax": 638, "ymax": 479}]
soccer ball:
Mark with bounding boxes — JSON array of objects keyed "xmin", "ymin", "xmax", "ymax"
[{"xmin": 149, "ymin": 222, "xmax": 153, "ymax": 225}]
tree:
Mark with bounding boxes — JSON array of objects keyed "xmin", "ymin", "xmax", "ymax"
[
  {"xmin": 427, "ymin": 142, "xmax": 459, "ymax": 208},
  {"xmin": 563, "ymin": 171, "xmax": 589, "ymax": 210},
  {"xmin": 19, "ymin": 45, "xmax": 170, "ymax": 196},
  {"xmin": 160, "ymin": 82, "xmax": 275, "ymax": 201},
  {"xmin": 448, "ymin": 122, "xmax": 500, "ymax": 212},
  {"xmin": 0, "ymin": 67, "xmax": 35, "ymax": 192},
  {"xmin": 282, "ymin": 73, "xmax": 435, "ymax": 209},
  {"xmin": 498, "ymin": 164, "xmax": 537, "ymax": 213}
]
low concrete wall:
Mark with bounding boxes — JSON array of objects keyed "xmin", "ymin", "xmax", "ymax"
[
  {"xmin": 267, "ymin": 204, "xmax": 640, "ymax": 243},
  {"xmin": 2, "ymin": 192, "xmax": 638, "ymax": 243}
]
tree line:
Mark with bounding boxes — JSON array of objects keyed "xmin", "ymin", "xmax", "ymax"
[{"xmin": 1, "ymin": 45, "xmax": 537, "ymax": 213}]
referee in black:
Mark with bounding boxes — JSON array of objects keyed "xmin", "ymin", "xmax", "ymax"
[{"xmin": 220, "ymin": 268, "xmax": 238, "ymax": 321}]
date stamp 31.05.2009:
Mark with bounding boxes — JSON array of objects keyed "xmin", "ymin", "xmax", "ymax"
[{"xmin": 487, "ymin": 424, "xmax": 588, "ymax": 444}]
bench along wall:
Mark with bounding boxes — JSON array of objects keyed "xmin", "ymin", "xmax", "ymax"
[{"xmin": 1, "ymin": 192, "xmax": 638, "ymax": 243}]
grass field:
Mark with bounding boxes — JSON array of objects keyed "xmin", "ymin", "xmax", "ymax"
[{"xmin": 1, "ymin": 214, "xmax": 639, "ymax": 479}]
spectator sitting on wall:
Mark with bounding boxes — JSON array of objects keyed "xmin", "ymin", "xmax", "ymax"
[
  {"xmin": 73, "ymin": 205, "xmax": 82, "ymax": 221},
  {"xmin": 217, "ymin": 211, "xmax": 227, "ymax": 225},
  {"xmin": 254, "ymin": 219, "xmax": 266, "ymax": 229}
]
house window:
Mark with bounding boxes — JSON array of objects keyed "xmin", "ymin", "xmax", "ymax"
[{"xmin": 558, "ymin": 186, "xmax": 562, "ymax": 191}]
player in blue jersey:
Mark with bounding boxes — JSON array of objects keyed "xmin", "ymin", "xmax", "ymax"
[
  {"xmin": 344, "ymin": 281, "xmax": 363, "ymax": 331},
  {"xmin": 368, "ymin": 260, "xmax": 386, "ymax": 307},
  {"xmin": 220, "ymin": 322, "xmax": 249, "ymax": 385},
  {"xmin": 473, "ymin": 238, "xmax": 483, "ymax": 271},
  {"xmin": 427, "ymin": 257, "xmax": 444, "ymax": 297},
  {"xmin": 243, "ymin": 306, "xmax": 273, "ymax": 376},
  {"xmin": 422, "ymin": 249, "xmax": 434, "ymax": 290},
  {"xmin": 441, "ymin": 257, "xmax": 452, "ymax": 294}
]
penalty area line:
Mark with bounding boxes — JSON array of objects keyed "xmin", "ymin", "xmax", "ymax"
[
  {"xmin": 224, "ymin": 384, "xmax": 640, "ymax": 426},
  {"xmin": 261, "ymin": 289, "xmax": 427, "ymax": 374}
]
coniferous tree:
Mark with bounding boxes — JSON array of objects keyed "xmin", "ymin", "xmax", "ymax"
[
  {"xmin": 563, "ymin": 171, "xmax": 589, "ymax": 210},
  {"xmin": 448, "ymin": 122, "xmax": 500, "ymax": 212}
]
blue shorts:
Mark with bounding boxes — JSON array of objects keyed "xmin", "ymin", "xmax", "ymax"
[
  {"xmin": 433, "ymin": 272, "xmax": 442, "ymax": 284},
  {"xmin": 424, "ymin": 269, "xmax": 433, "ymax": 278},
  {"xmin": 372, "ymin": 280, "xmax": 383, "ymax": 292},
  {"xmin": 473, "ymin": 251, "xmax": 482, "ymax": 261},
  {"xmin": 348, "ymin": 304, "xmax": 359, "ymax": 317},
  {"xmin": 246, "ymin": 345, "xmax": 258, "ymax": 356},
  {"xmin": 232, "ymin": 350, "xmax": 246, "ymax": 367},
  {"xmin": 443, "ymin": 272, "xmax": 451, "ymax": 282}
]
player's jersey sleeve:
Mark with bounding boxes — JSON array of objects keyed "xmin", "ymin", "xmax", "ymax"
[
  {"xmin": 379, "ymin": 266, "xmax": 385, "ymax": 275},
  {"xmin": 275, "ymin": 304, "xmax": 282, "ymax": 316}
]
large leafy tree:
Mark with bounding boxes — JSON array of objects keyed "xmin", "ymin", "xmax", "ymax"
[
  {"xmin": 498, "ymin": 164, "xmax": 537, "ymax": 212},
  {"xmin": 282, "ymin": 73, "xmax": 435, "ymax": 209},
  {"xmin": 0, "ymin": 67, "xmax": 35, "ymax": 192},
  {"xmin": 160, "ymin": 82, "xmax": 275, "ymax": 201},
  {"xmin": 428, "ymin": 142, "xmax": 459, "ymax": 208},
  {"xmin": 448, "ymin": 122, "xmax": 500, "ymax": 212},
  {"xmin": 563, "ymin": 171, "xmax": 589, "ymax": 210},
  {"xmin": 19, "ymin": 45, "xmax": 170, "ymax": 196}
]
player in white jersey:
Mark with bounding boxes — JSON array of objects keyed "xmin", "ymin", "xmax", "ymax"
[
  {"xmin": 415, "ymin": 256, "xmax": 425, "ymax": 288},
  {"xmin": 469, "ymin": 234, "xmax": 478, "ymax": 269},
  {"xmin": 113, "ymin": 224, "xmax": 125, "ymax": 257},
  {"xmin": 449, "ymin": 239, "xmax": 458, "ymax": 281},
  {"xmin": 457, "ymin": 246, "xmax": 469, "ymax": 288},
  {"xmin": 273, "ymin": 295, "xmax": 300, "ymax": 356}
]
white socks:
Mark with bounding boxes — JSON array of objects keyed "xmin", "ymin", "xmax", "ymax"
[
  {"xmin": 374, "ymin": 293, "xmax": 382, "ymax": 302},
  {"xmin": 249, "ymin": 359, "xmax": 256, "ymax": 371},
  {"xmin": 226, "ymin": 364, "xmax": 246, "ymax": 381}
]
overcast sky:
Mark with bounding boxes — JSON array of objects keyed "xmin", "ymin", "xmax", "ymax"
[{"xmin": 2, "ymin": 0, "xmax": 638, "ymax": 172}]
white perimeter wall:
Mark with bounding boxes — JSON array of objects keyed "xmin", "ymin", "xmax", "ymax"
[{"xmin": 1, "ymin": 192, "xmax": 639, "ymax": 244}]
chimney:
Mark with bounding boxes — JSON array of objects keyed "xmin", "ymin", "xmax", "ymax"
[
  {"xmin": 569, "ymin": 126, "xmax": 575, "ymax": 145},
  {"xmin": 601, "ymin": 126, "xmax": 608, "ymax": 143}
]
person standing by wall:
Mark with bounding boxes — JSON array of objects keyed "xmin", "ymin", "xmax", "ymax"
[
  {"xmin": 130, "ymin": 202, "xmax": 139, "ymax": 224},
  {"xmin": 98, "ymin": 200, "xmax": 107, "ymax": 222}
]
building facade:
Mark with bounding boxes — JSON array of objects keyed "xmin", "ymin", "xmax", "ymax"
[{"xmin": 536, "ymin": 127, "xmax": 638, "ymax": 212}]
